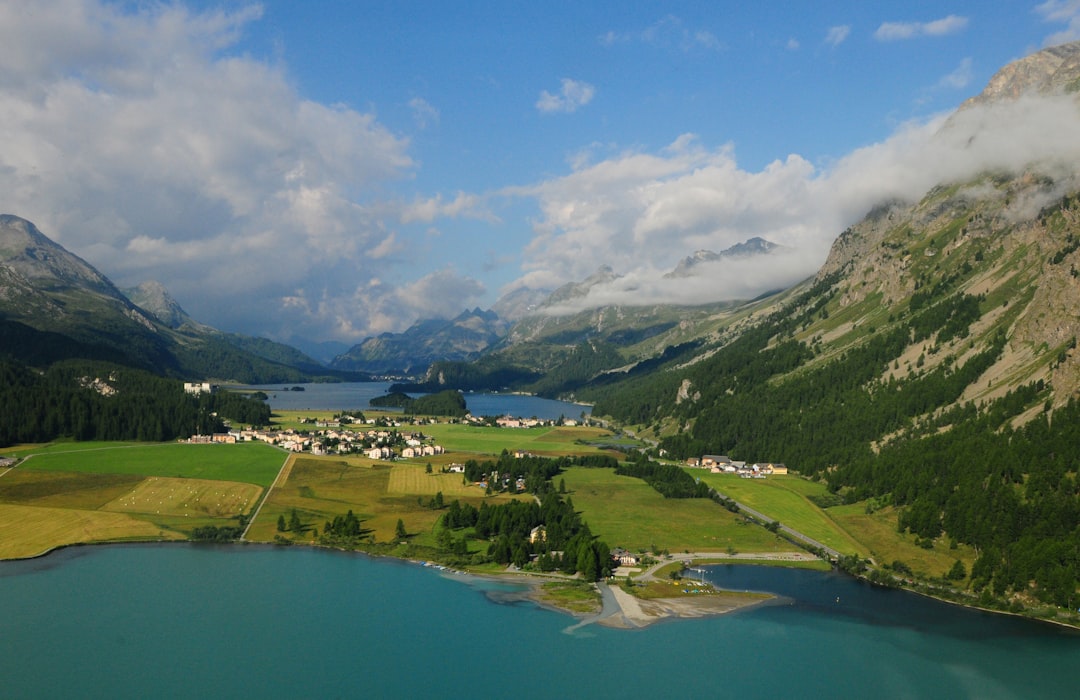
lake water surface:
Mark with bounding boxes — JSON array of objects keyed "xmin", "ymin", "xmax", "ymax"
[
  {"xmin": 242, "ymin": 381, "xmax": 590, "ymax": 420},
  {"xmin": 1, "ymin": 544, "xmax": 1077, "ymax": 699}
]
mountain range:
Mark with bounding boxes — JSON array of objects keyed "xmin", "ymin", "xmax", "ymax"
[{"xmin": 5, "ymin": 41, "xmax": 1080, "ymax": 609}]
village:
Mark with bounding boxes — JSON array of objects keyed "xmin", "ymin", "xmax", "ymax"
[
  {"xmin": 684, "ymin": 454, "xmax": 789, "ymax": 479},
  {"xmin": 184, "ymin": 405, "xmax": 577, "ymax": 463}
]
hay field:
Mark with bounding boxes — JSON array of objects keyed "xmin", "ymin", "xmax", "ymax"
[
  {"xmin": 102, "ymin": 477, "xmax": 262, "ymax": 518},
  {"xmin": 387, "ymin": 464, "xmax": 478, "ymax": 497},
  {"xmin": 0, "ymin": 503, "xmax": 183, "ymax": 559}
]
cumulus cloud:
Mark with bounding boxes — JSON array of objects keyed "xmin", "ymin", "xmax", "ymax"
[
  {"xmin": 536, "ymin": 78, "xmax": 596, "ymax": 114},
  {"xmin": 1037, "ymin": 0, "xmax": 1080, "ymax": 45},
  {"xmin": 874, "ymin": 15, "xmax": 969, "ymax": 41},
  {"xmin": 283, "ymin": 268, "xmax": 486, "ymax": 339},
  {"xmin": 0, "ymin": 0, "xmax": 423, "ymax": 341},
  {"xmin": 505, "ymin": 93, "xmax": 1080, "ymax": 315},
  {"xmin": 825, "ymin": 25, "xmax": 851, "ymax": 47}
]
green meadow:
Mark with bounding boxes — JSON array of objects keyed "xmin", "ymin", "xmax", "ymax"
[
  {"xmin": 694, "ymin": 471, "xmax": 869, "ymax": 557},
  {"xmin": 21, "ymin": 442, "xmax": 286, "ymax": 487},
  {"xmin": 421, "ymin": 423, "xmax": 619, "ymax": 457},
  {"xmin": 562, "ymin": 466, "xmax": 792, "ymax": 554}
]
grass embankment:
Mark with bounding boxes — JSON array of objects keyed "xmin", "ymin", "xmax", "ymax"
[{"xmin": 0, "ymin": 442, "xmax": 285, "ymax": 557}]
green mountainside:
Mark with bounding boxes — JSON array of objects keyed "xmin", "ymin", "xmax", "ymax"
[{"xmin": 0, "ymin": 215, "xmax": 354, "ymax": 383}]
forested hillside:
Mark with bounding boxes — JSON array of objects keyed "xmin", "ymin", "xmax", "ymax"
[{"xmin": 0, "ymin": 359, "xmax": 270, "ymax": 446}]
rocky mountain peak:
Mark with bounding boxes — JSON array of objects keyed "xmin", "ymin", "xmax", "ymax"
[{"xmin": 961, "ymin": 40, "xmax": 1080, "ymax": 109}]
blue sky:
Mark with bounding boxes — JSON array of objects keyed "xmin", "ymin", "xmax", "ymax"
[{"xmin": 3, "ymin": 1, "xmax": 1080, "ymax": 345}]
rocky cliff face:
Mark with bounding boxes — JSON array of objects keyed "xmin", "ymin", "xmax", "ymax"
[{"xmin": 961, "ymin": 41, "xmax": 1080, "ymax": 109}]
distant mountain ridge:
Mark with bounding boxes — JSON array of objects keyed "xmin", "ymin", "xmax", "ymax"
[
  {"xmin": 666, "ymin": 237, "xmax": 783, "ymax": 278},
  {"xmin": 331, "ymin": 307, "xmax": 509, "ymax": 374}
]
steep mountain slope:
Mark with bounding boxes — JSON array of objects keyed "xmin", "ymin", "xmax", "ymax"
[{"xmin": 0, "ymin": 215, "xmax": 338, "ymax": 382}]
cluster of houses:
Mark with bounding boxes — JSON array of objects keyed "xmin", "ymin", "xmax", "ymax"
[
  {"xmin": 188, "ymin": 421, "xmax": 445, "ymax": 461},
  {"xmin": 686, "ymin": 455, "xmax": 789, "ymax": 479},
  {"xmin": 487, "ymin": 415, "xmax": 579, "ymax": 429}
]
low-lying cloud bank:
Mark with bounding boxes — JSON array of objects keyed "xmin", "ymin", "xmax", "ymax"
[{"xmin": 508, "ymin": 92, "xmax": 1080, "ymax": 316}]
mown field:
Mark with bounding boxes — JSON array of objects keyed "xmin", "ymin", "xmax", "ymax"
[
  {"xmin": 562, "ymin": 467, "xmax": 792, "ymax": 554},
  {"xmin": 0, "ymin": 443, "xmax": 285, "ymax": 558},
  {"xmin": 102, "ymin": 477, "xmax": 262, "ymax": 518},
  {"xmin": 0, "ymin": 503, "xmax": 184, "ymax": 559}
]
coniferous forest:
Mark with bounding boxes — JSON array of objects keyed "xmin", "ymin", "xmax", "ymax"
[{"xmin": 0, "ymin": 358, "xmax": 270, "ymax": 446}]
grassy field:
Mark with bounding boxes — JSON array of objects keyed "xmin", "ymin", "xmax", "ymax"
[
  {"xmin": 101, "ymin": 477, "xmax": 262, "ymax": 518},
  {"xmin": 562, "ymin": 467, "xmax": 793, "ymax": 554},
  {"xmin": 248, "ymin": 454, "xmax": 535, "ymax": 547},
  {"xmin": 387, "ymin": 464, "xmax": 479, "ymax": 498},
  {"xmin": 421, "ymin": 423, "xmax": 620, "ymax": 457},
  {"xmin": 694, "ymin": 472, "xmax": 870, "ymax": 557},
  {"xmin": 829, "ymin": 504, "xmax": 978, "ymax": 579},
  {"xmin": 20, "ymin": 442, "xmax": 286, "ymax": 487},
  {"xmin": 0, "ymin": 470, "xmax": 144, "ymax": 509},
  {"xmin": 0, "ymin": 503, "xmax": 184, "ymax": 559}
]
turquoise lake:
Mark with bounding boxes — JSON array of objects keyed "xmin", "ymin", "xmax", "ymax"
[{"xmin": 2, "ymin": 544, "xmax": 1078, "ymax": 699}]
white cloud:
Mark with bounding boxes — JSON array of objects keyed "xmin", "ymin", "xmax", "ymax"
[
  {"xmin": 506, "ymin": 94, "xmax": 1080, "ymax": 315},
  {"xmin": 786, "ymin": 38, "xmax": 800, "ymax": 51},
  {"xmin": 874, "ymin": 15, "xmax": 969, "ymax": 41},
  {"xmin": 825, "ymin": 25, "xmax": 851, "ymax": 47},
  {"xmin": 409, "ymin": 97, "xmax": 439, "ymax": 129},
  {"xmin": 600, "ymin": 15, "xmax": 724, "ymax": 52},
  {"xmin": 0, "ymin": 0, "xmax": 421, "ymax": 341},
  {"xmin": 536, "ymin": 78, "xmax": 596, "ymax": 114},
  {"xmin": 937, "ymin": 57, "xmax": 974, "ymax": 90},
  {"xmin": 1037, "ymin": 0, "xmax": 1080, "ymax": 45}
]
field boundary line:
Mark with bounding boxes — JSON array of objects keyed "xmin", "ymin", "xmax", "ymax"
[{"xmin": 241, "ymin": 450, "xmax": 295, "ymax": 541}]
